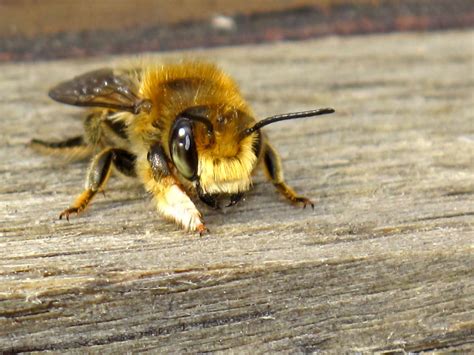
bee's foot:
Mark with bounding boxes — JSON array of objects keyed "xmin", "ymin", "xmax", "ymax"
[
  {"xmin": 294, "ymin": 197, "xmax": 315, "ymax": 210},
  {"xmin": 59, "ymin": 207, "xmax": 82, "ymax": 221},
  {"xmin": 226, "ymin": 192, "xmax": 245, "ymax": 207},
  {"xmin": 197, "ymin": 223, "xmax": 210, "ymax": 236}
]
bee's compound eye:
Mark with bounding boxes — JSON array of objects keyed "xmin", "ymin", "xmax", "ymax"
[{"xmin": 170, "ymin": 117, "xmax": 198, "ymax": 180}]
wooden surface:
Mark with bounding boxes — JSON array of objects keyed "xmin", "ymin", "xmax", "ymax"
[
  {"xmin": 3, "ymin": 0, "xmax": 473, "ymax": 62},
  {"xmin": 0, "ymin": 30, "xmax": 473, "ymax": 352}
]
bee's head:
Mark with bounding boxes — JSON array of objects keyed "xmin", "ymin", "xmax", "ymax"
[
  {"xmin": 168, "ymin": 106, "xmax": 258, "ymax": 208},
  {"xmin": 168, "ymin": 105, "xmax": 335, "ymax": 209}
]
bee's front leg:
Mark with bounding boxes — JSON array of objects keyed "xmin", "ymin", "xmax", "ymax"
[
  {"xmin": 142, "ymin": 144, "xmax": 207, "ymax": 234},
  {"xmin": 261, "ymin": 142, "xmax": 314, "ymax": 209},
  {"xmin": 157, "ymin": 178, "xmax": 208, "ymax": 234}
]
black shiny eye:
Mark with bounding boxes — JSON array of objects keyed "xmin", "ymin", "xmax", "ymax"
[{"xmin": 169, "ymin": 117, "xmax": 198, "ymax": 180}]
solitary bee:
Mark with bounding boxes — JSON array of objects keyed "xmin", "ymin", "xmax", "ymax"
[{"xmin": 32, "ymin": 62, "xmax": 334, "ymax": 234}]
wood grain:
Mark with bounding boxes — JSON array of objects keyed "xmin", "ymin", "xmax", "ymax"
[{"xmin": 0, "ymin": 30, "xmax": 473, "ymax": 352}]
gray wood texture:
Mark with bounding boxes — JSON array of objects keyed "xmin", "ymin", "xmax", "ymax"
[{"xmin": 1, "ymin": 30, "xmax": 473, "ymax": 352}]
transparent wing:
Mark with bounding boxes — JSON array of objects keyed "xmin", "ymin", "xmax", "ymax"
[{"xmin": 48, "ymin": 68, "xmax": 151, "ymax": 114}]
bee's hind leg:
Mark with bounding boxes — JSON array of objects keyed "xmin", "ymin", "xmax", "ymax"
[
  {"xmin": 30, "ymin": 136, "xmax": 92, "ymax": 161},
  {"xmin": 60, "ymin": 148, "xmax": 136, "ymax": 220},
  {"xmin": 261, "ymin": 143, "xmax": 314, "ymax": 209}
]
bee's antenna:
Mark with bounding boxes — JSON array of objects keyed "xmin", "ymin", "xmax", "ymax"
[
  {"xmin": 179, "ymin": 106, "xmax": 214, "ymax": 138},
  {"xmin": 186, "ymin": 113, "xmax": 214, "ymax": 136},
  {"xmin": 240, "ymin": 108, "xmax": 335, "ymax": 139}
]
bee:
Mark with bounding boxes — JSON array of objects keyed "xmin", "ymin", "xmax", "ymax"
[{"xmin": 32, "ymin": 61, "xmax": 334, "ymax": 234}]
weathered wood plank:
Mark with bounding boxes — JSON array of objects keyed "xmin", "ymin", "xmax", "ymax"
[{"xmin": 0, "ymin": 30, "xmax": 473, "ymax": 352}]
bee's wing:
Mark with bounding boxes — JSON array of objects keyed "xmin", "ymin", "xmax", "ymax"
[{"xmin": 48, "ymin": 68, "xmax": 151, "ymax": 114}]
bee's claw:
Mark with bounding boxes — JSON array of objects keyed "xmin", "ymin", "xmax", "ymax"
[
  {"xmin": 226, "ymin": 192, "xmax": 245, "ymax": 207},
  {"xmin": 294, "ymin": 197, "xmax": 314, "ymax": 210},
  {"xmin": 59, "ymin": 207, "xmax": 81, "ymax": 221},
  {"xmin": 197, "ymin": 224, "xmax": 209, "ymax": 236}
]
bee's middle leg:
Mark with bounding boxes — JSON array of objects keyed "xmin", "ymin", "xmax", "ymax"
[
  {"xmin": 60, "ymin": 148, "xmax": 136, "ymax": 220},
  {"xmin": 261, "ymin": 143, "xmax": 314, "ymax": 209}
]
